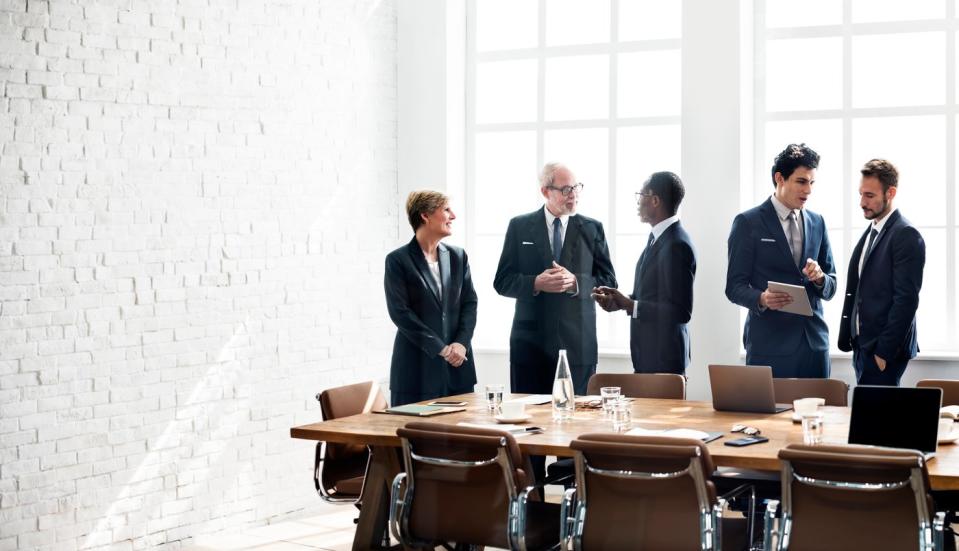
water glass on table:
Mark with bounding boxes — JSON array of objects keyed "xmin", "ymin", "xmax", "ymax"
[
  {"xmin": 600, "ymin": 386, "xmax": 621, "ymax": 417},
  {"xmin": 485, "ymin": 383, "xmax": 504, "ymax": 414},
  {"xmin": 801, "ymin": 412, "xmax": 824, "ymax": 445},
  {"xmin": 611, "ymin": 398, "xmax": 632, "ymax": 432}
]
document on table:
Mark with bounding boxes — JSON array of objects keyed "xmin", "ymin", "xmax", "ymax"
[
  {"xmin": 767, "ymin": 281, "xmax": 813, "ymax": 317},
  {"xmin": 626, "ymin": 426, "xmax": 723, "ymax": 443},
  {"xmin": 513, "ymin": 394, "xmax": 552, "ymax": 405}
]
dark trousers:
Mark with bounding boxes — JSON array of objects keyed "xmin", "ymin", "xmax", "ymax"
[
  {"xmin": 853, "ymin": 344, "xmax": 908, "ymax": 386},
  {"xmin": 747, "ymin": 345, "xmax": 830, "ymax": 379},
  {"xmin": 390, "ymin": 385, "xmax": 475, "ymax": 407}
]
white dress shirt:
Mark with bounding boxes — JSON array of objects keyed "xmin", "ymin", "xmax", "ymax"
[{"xmin": 770, "ymin": 194, "xmax": 804, "ymax": 246}]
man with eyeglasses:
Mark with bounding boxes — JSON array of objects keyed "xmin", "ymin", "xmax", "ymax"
[
  {"xmin": 494, "ymin": 162, "xmax": 617, "ymax": 397},
  {"xmin": 591, "ymin": 171, "xmax": 696, "ymax": 375},
  {"xmin": 725, "ymin": 143, "xmax": 837, "ymax": 379}
]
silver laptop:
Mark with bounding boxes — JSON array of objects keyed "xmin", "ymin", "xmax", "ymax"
[
  {"xmin": 708, "ymin": 364, "xmax": 792, "ymax": 413},
  {"xmin": 848, "ymin": 385, "xmax": 942, "ymax": 460}
]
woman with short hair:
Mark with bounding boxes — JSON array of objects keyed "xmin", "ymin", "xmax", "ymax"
[{"xmin": 384, "ymin": 191, "xmax": 478, "ymax": 406}]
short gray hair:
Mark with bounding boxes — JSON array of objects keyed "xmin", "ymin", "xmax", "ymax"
[{"xmin": 539, "ymin": 162, "xmax": 571, "ymax": 188}]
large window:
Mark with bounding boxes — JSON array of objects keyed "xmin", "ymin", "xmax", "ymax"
[
  {"xmin": 753, "ymin": 0, "xmax": 957, "ymax": 355},
  {"xmin": 467, "ymin": 0, "xmax": 682, "ymax": 350}
]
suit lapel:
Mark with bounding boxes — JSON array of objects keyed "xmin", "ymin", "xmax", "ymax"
[
  {"xmin": 861, "ymin": 210, "xmax": 900, "ymax": 272},
  {"xmin": 406, "ymin": 239, "xmax": 442, "ymax": 306},
  {"xmin": 530, "ymin": 209, "xmax": 554, "ymax": 268},
  {"xmin": 438, "ymin": 244, "xmax": 451, "ymax": 307},
  {"xmin": 801, "ymin": 210, "xmax": 814, "ymax": 265},
  {"xmin": 759, "ymin": 199, "xmax": 800, "ymax": 270}
]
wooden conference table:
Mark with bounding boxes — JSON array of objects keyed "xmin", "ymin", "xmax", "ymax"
[{"xmin": 290, "ymin": 393, "xmax": 959, "ymax": 550}]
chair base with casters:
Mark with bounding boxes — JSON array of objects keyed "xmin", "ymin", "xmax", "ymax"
[
  {"xmin": 763, "ymin": 444, "xmax": 947, "ymax": 551},
  {"xmin": 389, "ymin": 422, "xmax": 561, "ymax": 551}
]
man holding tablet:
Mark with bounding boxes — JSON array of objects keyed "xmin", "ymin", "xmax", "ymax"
[{"xmin": 725, "ymin": 143, "xmax": 838, "ymax": 378}]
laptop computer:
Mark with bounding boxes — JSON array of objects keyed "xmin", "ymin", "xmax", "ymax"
[
  {"xmin": 848, "ymin": 385, "xmax": 942, "ymax": 459},
  {"xmin": 708, "ymin": 364, "xmax": 792, "ymax": 413}
]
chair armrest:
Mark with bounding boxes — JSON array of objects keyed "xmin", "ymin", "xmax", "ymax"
[
  {"xmin": 933, "ymin": 511, "xmax": 946, "ymax": 551},
  {"xmin": 764, "ymin": 499, "xmax": 780, "ymax": 551},
  {"xmin": 511, "ymin": 481, "xmax": 559, "ymax": 551},
  {"xmin": 559, "ymin": 488, "xmax": 577, "ymax": 551},
  {"xmin": 388, "ymin": 472, "xmax": 408, "ymax": 545}
]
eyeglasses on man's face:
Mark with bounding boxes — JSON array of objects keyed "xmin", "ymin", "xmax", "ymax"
[
  {"xmin": 547, "ymin": 183, "xmax": 584, "ymax": 197},
  {"xmin": 731, "ymin": 424, "xmax": 761, "ymax": 436},
  {"xmin": 635, "ymin": 189, "xmax": 654, "ymax": 202}
]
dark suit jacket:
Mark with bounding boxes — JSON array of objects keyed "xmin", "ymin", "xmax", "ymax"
[
  {"xmin": 726, "ymin": 198, "xmax": 837, "ymax": 356},
  {"xmin": 384, "ymin": 238, "xmax": 477, "ymax": 395},
  {"xmin": 493, "ymin": 208, "xmax": 616, "ymax": 386},
  {"xmin": 630, "ymin": 221, "xmax": 696, "ymax": 375},
  {"xmin": 838, "ymin": 210, "xmax": 924, "ymax": 361}
]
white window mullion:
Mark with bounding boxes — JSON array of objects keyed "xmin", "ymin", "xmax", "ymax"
[{"xmin": 946, "ymin": 3, "xmax": 957, "ymax": 351}]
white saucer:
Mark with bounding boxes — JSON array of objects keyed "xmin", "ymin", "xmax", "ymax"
[
  {"xmin": 938, "ymin": 433, "xmax": 959, "ymax": 444},
  {"xmin": 495, "ymin": 414, "xmax": 531, "ymax": 424}
]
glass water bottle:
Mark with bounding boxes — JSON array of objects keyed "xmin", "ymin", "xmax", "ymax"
[{"xmin": 552, "ymin": 349, "xmax": 575, "ymax": 421}]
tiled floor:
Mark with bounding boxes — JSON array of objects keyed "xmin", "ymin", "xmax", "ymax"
[
  {"xmin": 185, "ymin": 505, "xmax": 364, "ymax": 551},
  {"xmin": 185, "ymin": 495, "xmax": 959, "ymax": 550},
  {"xmin": 184, "ymin": 486, "xmax": 567, "ymax": 551}
]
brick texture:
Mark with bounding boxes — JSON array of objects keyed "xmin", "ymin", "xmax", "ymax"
[{"xmin": 0, "ymin": 0, "xmax": 398, "ymax": 548}]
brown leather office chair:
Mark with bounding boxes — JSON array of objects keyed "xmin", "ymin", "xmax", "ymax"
[
  {"xmin": 918, "ymin": 379, "xmax": 959, "ymax": 407},
  {"xmin": 772, "ymin": 378, "xmax": 849, "ymax": 406},
  {"xmin": 390, "ymin": 421, "xmax": 561, "ymax": 550},
  {"xmin": 314, "ymin": 380, "xmax": 388, "ymax": 503},
  {"xmin": 586, "ymin": 372, "xmax": 687, "ymax": 399},
  {"xmin": 563, "ymin": 433, "xmax": 753, "ymax": 551},
  {"xmin": 764, "ymin": 444, "xmax": 945, "ymax": 551}
]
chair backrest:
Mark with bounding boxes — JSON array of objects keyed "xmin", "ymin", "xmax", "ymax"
[
  {"xmin": 773, "ymin": 377, "xmax": 849, "ymax": 406},
  {"xmin": 315, "ymin": 381, "xmax": 388, "ymax": 499},
  {"xmin": 586, "ymin": 373, "xmax": 686, "ymax": 399},
  {"xmin": 394, "ymin": 421, "xmax": 532, "ymax": 549},
  {"xmin": 777, "ymin": 444, "xmax": 935, "ymax": 551},
  {"xmin": 917, "ymin": 379, "xmax": 959, "ymax": 407},
  {"xmin": 568, "ymin": 433, "xmax": 717, "ymax": 550}
]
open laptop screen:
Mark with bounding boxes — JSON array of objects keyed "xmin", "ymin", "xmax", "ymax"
[{"xmin": 848, "ymin": 386, "xmax": 942, "ymax": 455}]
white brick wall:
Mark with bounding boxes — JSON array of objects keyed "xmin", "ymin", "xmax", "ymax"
[{"xmin": 0, "ymin": 1, "xmax": 398, "ymax": 549}]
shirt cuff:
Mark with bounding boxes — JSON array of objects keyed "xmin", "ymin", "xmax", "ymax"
[{"xmin": 631, "ymin": 300, "xmax": 639, "ymax": 318}]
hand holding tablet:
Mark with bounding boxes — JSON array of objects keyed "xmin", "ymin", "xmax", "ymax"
[{"xmin": 766, "ymin": 281, "xmax": 814, "ymax": 316}]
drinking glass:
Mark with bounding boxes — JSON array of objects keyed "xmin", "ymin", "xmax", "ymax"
[
  {"xmin": 611, "ymin": 398, "xmax": 632, "ymax": 432},
  {"xmin": 801, "ymin": 412, "xmax": 824, "ymax": 445},
  {"xmin": 485, "ymin": 384, "xmax": 504, "ymax": 414},
  {"xmin": 600, "ymin": 386, "xmax": 621, "ymax": 417}
]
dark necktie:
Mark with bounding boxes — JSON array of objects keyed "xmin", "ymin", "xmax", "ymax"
[
  {"xmin": 638, "ymin": 232, "xmax": 655, "ymax": 270},
  {"xmin": 851, "ymin": 227, "xmax": 880, "ymax": 339},
  {"xmin": 861, "ymin": 228, "xmax": 879, "ymax": 271},
  {"xmin": 552, "ymin": 217, "xmax": 563, "ymax": 262}
]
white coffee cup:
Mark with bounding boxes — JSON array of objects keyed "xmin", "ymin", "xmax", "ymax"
[
  {"xmin": 500, "ymin": 400, "xmax": 526, "ymax": 419},
  {"xmin": 939, "ymin": 418, "xmax": 956, "ymax": 440},
  {"xmin": 793, "ymin": 397, "xmax": 825, "ymax": 416}
]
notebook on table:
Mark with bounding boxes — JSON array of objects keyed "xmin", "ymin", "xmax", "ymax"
[
  {"xmin": 848, "ymin": 385, "xmax": 942, "ymax": 460},
  {"xmin": 708, "ymin": 364, "xmax": 792, "ymax": 413},
  {"xmin": 374, "ymin": 404, "xmax": 466, "ymax": 417}
]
